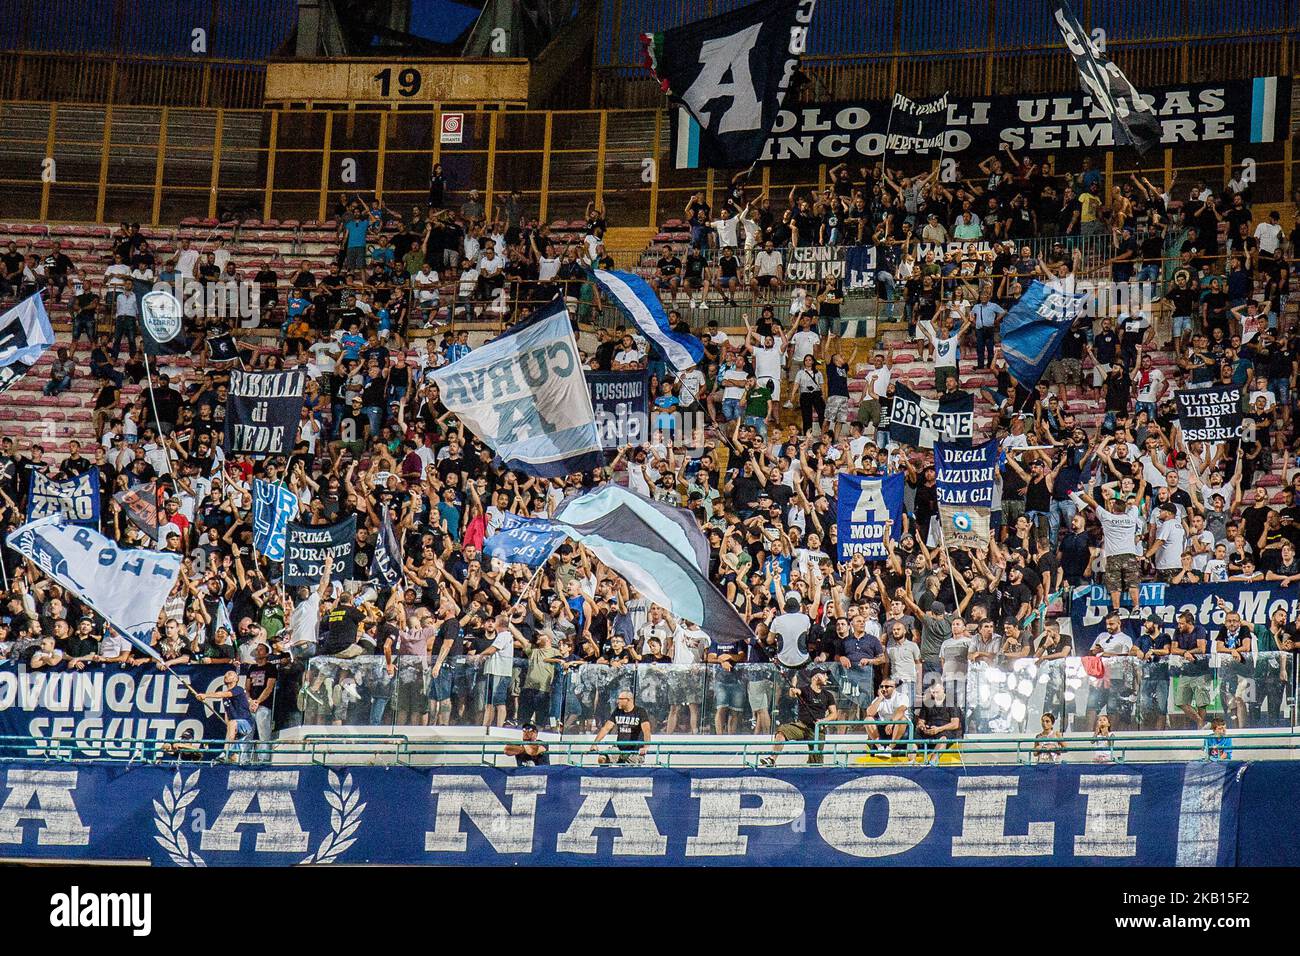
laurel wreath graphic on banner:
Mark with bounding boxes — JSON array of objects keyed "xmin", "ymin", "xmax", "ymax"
[
  {"xmin": 300, "ymin": 770, "xmax": 366, "ymax": 865},
  {"xmin": 152, "ymin": 770, "xmax": 206, "ymax": 867}
]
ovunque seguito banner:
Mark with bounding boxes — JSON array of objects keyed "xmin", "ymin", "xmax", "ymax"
[
  {"xmin": 0, "ymin": 664, "xmax": 229, "ymax": 756},
  {"xmin": 0, "ymin": 762, "xmax": 1249, "ymax": 866},
  {"xmin": 674, "ymin": 76, "xmax": 1292, "ymax": 166}
]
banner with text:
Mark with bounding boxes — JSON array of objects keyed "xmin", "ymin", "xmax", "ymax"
[
  {"xmin": 1176, "ymin": 385, "xmax": 1241, "ymax": 442},
  {"xmin": 888, "ymin": 383, "xmax": 974, "ymax": 449},
  {"xmin": 26, "ymin": 470, "xmax": 100, "ymax": 526},
  {"xmin": 224, "ymin": 369, "xmax": 306, "ymax": 457},
  {"xmin": 935, "ymin": 439, "xmax": 997, "ymax": 549},
  {"xmin": 836, "ymin": 471, "xmax": 904, "ymax": 562},
  {"xmin": 284, "ymin": 516, "xmax": 357, "ymax": 586},
  {"xmin": 587, "ymin": 371, "xmax": 649, "ymax": 451}
]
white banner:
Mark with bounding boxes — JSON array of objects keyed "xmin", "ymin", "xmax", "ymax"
[{"xmin": 6, "ymin": 515, "xmax": 181, "ymax": 656}]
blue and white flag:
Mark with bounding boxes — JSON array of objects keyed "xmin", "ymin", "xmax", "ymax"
[
  {"xmin": 214, "ymin": 598, "xmax": 235, "ymax": 639},
  {"xmin": 430, "ymin": 301, "xmax": 604, "ymax": 477},
  {"xmin": 5, "ymin": 515, "xmax": 181, "ymax": 660},
  {"xmin": 845, "ymin": 245, "xmax": 878, "ymax": 290},
  {"xmin": 1000, "ymin": 280, "xmax": 1087, "ymax": 389},
  {"xmin": 372, "ymin": 509, "xmax": 405, "ymax": 587},
  {"xmin": 0, "ymin": 293, "xmax": 56, "ymax": 393},
  {"xmin": 252, "ymin": 479, "xmax": 298, "ymax": 561},
  {"xmin": 592, "ymin": 269, "xmax": 704, "ymax": 372},
  {"xmin": 836, "ymin": 472, "xmax": 905, "ymax": 562},
  {"xmin": 27, "ymin": 470, "xmax": 100, "ymax": 526},
  {"xmin": 935, "ymin": 439, "xmax": 998, "ymax": 549},
  {"xmin": 484, "ymin": 513, "xmax": 569, "ymax": 568}
]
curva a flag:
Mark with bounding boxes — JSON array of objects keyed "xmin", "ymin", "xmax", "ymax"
[
  {"xmin": 645, "ymin": 0, "xmax": 816, "ymax": 169},
  {"xmin": 1053, "ymin": 0, "xmax": 1161, "ymax": 155}
]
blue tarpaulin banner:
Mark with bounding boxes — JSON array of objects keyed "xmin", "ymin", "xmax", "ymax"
[
  {"xmin": 0, "ymin": 664, "xmax": 229, "ymax": 755},
  {"xmin": 836, "ymin": 472, "xmax": 904, "ymax": 562},
  {"xmin": 0, "ymin": 762, "xmax": 1248, "ymax": 866},
  {"xmin": 587, "ymin": 370, "xmax": 649, "ymax": 450},
  {"xmin": 1000, "ymin": 280, "xmax": 1087, "ymax": 389},
  {"xmin": 26, "ymin": 470, "xmax": 100, "ymax": 526},
  {"xmin": 252, "ymin": 479, "xmax": 297, "ymax": 562},
  {"xmin": 484, "ymin": 513, "xmax": 569, "ymax": 568}
]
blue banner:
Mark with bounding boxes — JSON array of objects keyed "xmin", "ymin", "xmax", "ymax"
[
  {"xmin": 1068, "ymin": 582, "xmax": 1300, "ymax": 653},
  {"xmin": 0, "ymin": 664, "xmax": 229, "ymax": 756},
  {"xmin": 845, "ymin": 244, "xmax": 878, "ymax": 290},
  {"xmin": 252, "ymin": 479, "xmax": 298, "ymax": 562},
  {"xmin": 26, "ymin": 470, "xmax": 100, "ymax": 526},
  {"xmin": 999, "ymin": 280, "xmax": 1087, "ymax": 388},
  {"xmin": 0, "ymin": 762, "xmax": 1247, "ymax": 866},
  {"xmin": 935, "ymin": 439, "xmax": 997, "ymax": 549},
  {"xmin": 484, "ymin": 513, "xmax": 569, "ymax": 568},
  {"xmin": 836, "ymin": 472, "xmax": 904, "ymax": 562},
  {"xmin": 587, "ymin": 370, "xmax": 649, "ymax": 450},
  {"xmin": 591, "ymin": 269, "xmax": 704, "ymax": 372}
]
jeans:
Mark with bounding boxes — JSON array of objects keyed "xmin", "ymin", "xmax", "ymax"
[
  {"xmin": 231, "ymin": 718, "xmax": 255, "ymax": 764},
  {"xmin": 253, "ymin": 706, "xmax": 273, "ymax": 763},
  {"xmin": 72, "ymin": 313, "xmax": 96, "ymax": 342},
  {"xmin": 744, "ymin": 415, "xmax": 768, "ymax": 437},
  {"xmin": 1136, "ymin": 264, "xmax": 1159, "ymax": 283},
  {"xmin": 1048, "ymin": 498, "xmax": 1077, "ymax": 549},
  {"xmin": 722, "ymin": 397, "xmax": 741, "ymax": 421},
  {"xmin": 43, "ymin": 375, "xmax": 71, "ymax": 396},
  {"xmin": 975, "ymin": 326, "xmax": 995, "ymax": 368},
  {"xmin": 344, "ymin": 245, "xmax": 366, "ymax": 271},
  {"xmin": 875, "ymin": 271, "xmax": 897, "ymax": 317},
  {"xmin": 361, "ymin": 404, "xmax": 383, "ymax": 437}
]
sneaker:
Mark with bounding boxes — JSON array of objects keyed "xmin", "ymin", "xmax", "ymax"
[
  {"xmin": 782, "ymin": 400, "xmax": 794, "ymax": 409},
  {"xmin": 759, "ymin": 755, "xmax": 776, "ymax": 768}
]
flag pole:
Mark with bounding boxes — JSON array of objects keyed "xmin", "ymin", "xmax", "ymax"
[
  {"xmin": 933, "ymin": 510, "xmax": 964, "ymax": 615},
  {"xmin": 140, "ymin": 348, "xmax": 177, "ymax": 479}
]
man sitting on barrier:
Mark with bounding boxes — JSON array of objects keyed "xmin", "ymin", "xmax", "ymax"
[
  {"xmin": 588, "ymin": 690, "xmax": 652, "ymax": 765},
  {"xmin": 194, "ymin": 669, "xmax": 256, "ymax": 764},
  {"xmin": 863, "ymin": 678, "xmax": 911, "ymax": 757},
  {"xmin": 914, "ymin": 682, "xmax": 963, "ymax": 765}
]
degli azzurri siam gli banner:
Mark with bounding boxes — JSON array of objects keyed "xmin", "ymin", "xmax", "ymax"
[{"xmin": 0, "ymin": 762, "xmax": 1270, "ymax": 866}]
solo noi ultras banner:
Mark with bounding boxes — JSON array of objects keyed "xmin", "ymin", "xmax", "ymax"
[
  {"xmin": 671, "ymin": 76, "xmax": 1290, "ymax": 167},
  {"xmin": 225, "ymin": 369, "xmax": 306, "ymax": 457}
]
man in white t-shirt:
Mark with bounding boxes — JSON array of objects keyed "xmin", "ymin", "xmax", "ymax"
[
  {"xmin": 172, "ymin": 239, "xmax": 199, "ymax": 281},
  {"xmin": 1071, "ymin": 488, "xmax": 1142, "ymax": 611},
  {"xmin": 748, "ymin": 328, "xmax": 786, "ymax": 402},
  {"xmin": 478, "ymin": 614, "xmax": 518, "ymax": 730},
  {"xmin": 789, "ymin": 316, "xmax": 821, "ymax": 368},
  {"xmin": 1146, "ymin": 501, "xmax": 1186, "ymax": 578},
  {"xmin": 612, "ymin": 334, "xmax": 646, "ymax": 370},
  {"xmin": 769, "ymin": 597, "xmax": 811, "ymax": 667},
  {"xmin": 711, "ymin": 208, "xmax": 740, "ymax": 250},
  {"xmin": 676, "ymin": 365, "xmax": 706, "ymax": 410},
  {"xmin": 413, "ymin": 265, "xmax": 440, "ymax": 308}
]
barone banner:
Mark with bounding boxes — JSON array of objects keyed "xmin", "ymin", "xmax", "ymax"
[
  {"xmin": 1176, "ymin": 384, "xmax": 1242, "ymax": 442},
  {"xmin": 26, "ymin": 470, "xmax": 100, "ymax": 526},
  {"xmin": 888, "ymin": 383, "xmax": 974, "ymax": 449},
  {"xmin": 673, "ymin": 76, "xmax": 1292, "ymax": 166},
  {"xmin": 935, "ymin": 439, "xmax": 997, "ymax": 549},
  {"xmin": 224, "ymin": 368, "xmax": 306, "ymax": 457},
  {"xmin": 284, "ymin": 516, "xmax": 357, "ymax": 586},
  {"xmin": 0, "ymin": 762, "xmax": 1246, "ymax": 866},
  {"xmin": 586, "ymin": 371, "xmax": 649, "ymax": 450},
  {"xmin": 0, "ymin": 664, "xmax": 228, "ymax": 757}
]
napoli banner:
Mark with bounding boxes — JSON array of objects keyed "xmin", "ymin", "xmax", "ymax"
[
  {"xmin": 935, "ymin": 439, "xmax": 997, "ymax": 549},
  {"xmin": 845, "ymin": 245, "xmax": 878, "ymax": 290},
  {"xmin": 1000, "ymin": 280, "xmax": 1087, "ymax": 389},
  {"xmin": 0, "ymin": 664, "xmax": 229, "ymax": 756},
  {"xmin": 887, "ymin": 383, "xmax": 973, "ymax": 449},
  {"xmin": 1176, "ymin": 385, "xmax": 1242, "ymax": 442},
  {"xmin": 224, "ymin": 368, "xmax": 306, "ymax": 457},
  {"xmin": 284, "ymin": 516, "xmax": 357, "ymax": 586},
  {"xmin": 26, "ymin": 470, "xmax": 100, "ymax": 526},
  {"xmin": 0, "ymin": 762, "xmax": 1251, "ymax": 866},
  {"xmin": 0, "ymin": 293, "xmax": 56, "ymax": 393},
  {"xmin": 252, "ymin": 479, "xmax": 298, "ymax": 562},
  {"xmin": 587, "ymin": 370, "xmax": 649, "ymax": 450},
  {"xmin": 836, "ymin": 471, "xmax": 904, "ymax": 562},
  {"xmin": 678, "ymin": 77, "xmax": 1293, "ymax": 167},
  {"xmin": 484, "ymin": 513, "xmax": 569, "ymax": 568}
]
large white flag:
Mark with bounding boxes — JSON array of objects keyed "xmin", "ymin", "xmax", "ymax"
[{"xmin": 6, "ymin": 515, "xmax": 182, "ymax": 659}]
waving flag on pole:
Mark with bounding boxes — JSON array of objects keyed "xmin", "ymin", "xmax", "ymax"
[
  {"xmin": 372, "ymin": 509, "xmax": 405, "ymax": 587},
  {"xmin": 6, "ymin": 515, "xmax": 181, "ymax": 660},
  {"xmin": 644, "ymin": 0, "xmax": 816, "ymax": 169},
  {"xmin": 430, "ymin": 300, "xmax": 604, "ymax": 476},
  {"xmin": 252, "ymin": 479, "xmax": 298, "ymax": 561},
  {"xmin": 592, "ymin": 269, "xmax": 704, "ymax": 372},
  {"xmin": 1053, "ymin": 0, "xmax": 1161, "ymax": 154},
  {"xmin": 0, "ymin": 293, "xmax": 56, "ymax": 393},
  {"xmin": 999, "ymin": 280, "xmax": 1088, "ymax": 389}
]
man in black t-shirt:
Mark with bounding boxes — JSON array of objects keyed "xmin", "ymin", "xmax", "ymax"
[
  {"xmin": 320, "ymin": 595, "xmax": 368, "ymax": 657},
  {"xmin": 761, "ymin": 668, "xmax": 837, "ymax": 766},
  {"xmin": 505, "ymin": 723, "xmax": 551, "ymax": 766},
  {"xmin": 589, "ymin": 690, "xmax": 652, "ymax": 764},
  {"xmin": 915, "ymin": 682, "xmax": 963, "ymax": 764}
]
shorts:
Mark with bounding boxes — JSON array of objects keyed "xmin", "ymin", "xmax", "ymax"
[
  {"xmin": 428, "ymin": 667, "xmax": 454, "ymax": 702},
  {"xmin": 1174, "ymin": 674, "xmax": 1211, "ymax": 709},
  {"xmin": 713, "ymin": 678, "xmax": 744, "ymax": 711},
  {"xmin": 485, "ymin": 673, "xmax": 511, "ymax": 705},
  {"xmin": 756, "ymin": 275, "xmax": 773, "ymax": 287},
  {"xmin": 397, "ymin": 677, "xmax": 425, "ymax": 712},
  {"xmin": 856, "ymin": 397, "xmax": 881, "ymax": 427},
  {"xmin": 1001, "ymin": 499, "xmax": 1025, "ymax": 527},
  {"xmin": 1103, "ymin": 553, "xmax": 1140, "ymax": 593},
  {"xmin": 824, "ymin": 395, "xmax": 849, "ymax": 424},
  {"xmin": 746, "ymin": 679, "xmax": 774, "ymax": 714},
  {"xmin": 777, "ymin": 721, "xmax": 815, "ymax": 742},
  {"xmin": 1172, "ymin": 314, "xmax": 1192, "ymax": 338}
]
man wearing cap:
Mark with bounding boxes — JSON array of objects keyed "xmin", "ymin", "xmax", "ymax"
[
  {"xmin": 1146, "ymin": 501, "xmax": 1186, "ymax": 582},
  {"xmin": 761, "ymin": 668, "xmax": 838, "ymax": 766},
  {"xmin": 1071, "ymin": 486, "xmax": 1142, "ymax": 612},
  {"xmin": 504, "ymin": 723, "xmax": 550, "ymax": 766}
]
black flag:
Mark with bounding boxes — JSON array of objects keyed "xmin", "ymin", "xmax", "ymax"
[
  {"xmin": 644, "ymin": 0, "xmax": 815, "ymax": 168},
  {"xmin": 224, "ymin": 369, "xmax": 306, "ymax": 458},
  {"xmin": 885, "ymin": 91, "xmax": 950, "ymax": 153},
  {"xmin": 1053, "ymin": 0, "xmax": 1161, "ymax": 155},
  {"xmin": 372, "ymin": 510, "xmax": 404, "ymax": 588}
]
